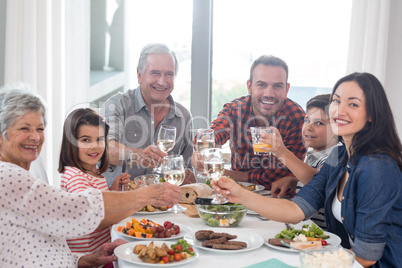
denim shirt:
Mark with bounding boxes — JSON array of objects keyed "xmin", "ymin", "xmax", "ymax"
[{"xmin": 292, "ymin": 144, "xmax": 402, "ymax": 268}]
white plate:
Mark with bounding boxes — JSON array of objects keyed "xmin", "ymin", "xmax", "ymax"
[
  {"xmin": 135, "ymin": 210, "xmax": 170, "ymax": 215},
  {"xmin": 239, "ymin": 182, "xmax": 265, "ymax": 192},
  {"xmin": 113, "ymin": 221, "xmax": 191, "ymax": 241},
  {"xmin": 264, "ymin": 229, "xmax": 341, "ymax": 253},
  {"xmin": 114, "ymin": 241, "xmax": 199, "ymax": 267},
  {"xmin": 183, "ymin": 229, "xmax": 264, "ymax": 253}
]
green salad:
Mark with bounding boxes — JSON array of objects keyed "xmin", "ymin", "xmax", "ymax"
[
  {"xmin": 198, "ymin": 204, "xmax": 246, "ymax": 227},
  {"xmin": 274, "ymin": 223, "xmax": 330, "ymax": 240}
]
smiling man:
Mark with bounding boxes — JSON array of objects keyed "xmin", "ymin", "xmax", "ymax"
[
  {"xmin": 193, "ymin": 55, "xmax": 306, "ymax": 191},
  {"xmin": 101, "ymin": 43, "xmax": 194, "ymax": 186}
]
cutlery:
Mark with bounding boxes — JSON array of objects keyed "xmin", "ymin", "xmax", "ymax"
[
  {"xmin": 121, "ymin": 149, "xmax": 126, "ymax": 191},
  {"xmin": 280, "ymin": 240, "xmax": 317, "ymax": 257}
]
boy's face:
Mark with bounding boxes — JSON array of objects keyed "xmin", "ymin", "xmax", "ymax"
[{"xmin": 302, "ymin": 107, "xmax": 336, "ymax": 152}]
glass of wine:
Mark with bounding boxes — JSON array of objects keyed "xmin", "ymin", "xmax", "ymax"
[
  {"xmin": 162, "ymin": 155, "xmax": 187, "ymax": 213},
  {"xmin": 201, "ymin": 148, "xmax": 228, "ymax": 204},
  {"xmin": 195, "ymin": 129, "xmax": 215, "ymax": 181},
  {"xmin": 153, "ymin": 125, "xmax": 176, "ymax": 173}
]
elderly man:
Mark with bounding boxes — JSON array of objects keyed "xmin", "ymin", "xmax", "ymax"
[
  {"xmin": 101, "ymin": 43, "xmax": 194, "ymax": 186},
  {"xmin": 193, "ymin": 55, "xmax": 306, "ymax": 191}
]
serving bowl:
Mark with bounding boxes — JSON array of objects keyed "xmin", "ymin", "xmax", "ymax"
[
  {"xmin": 299, "ymin": 246, "xmax": 355, "ymax": 268},
  {"xmin": 196, "ymin": 204, "xmax": 247, "ymax": 227}
]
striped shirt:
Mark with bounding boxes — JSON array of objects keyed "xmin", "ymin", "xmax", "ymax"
[
  {"xmin": 60, "ymin": 166, "xmax": 111, "ymax": 254},
  {"xmin": 211, "ymin": 95, "xmax": 306, "ymax": 190}
]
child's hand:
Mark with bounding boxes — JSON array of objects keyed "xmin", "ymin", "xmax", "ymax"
[
  {"xmin": 260, "ymin": 127, "xmax": 286, "ymax": 157},
  {"xmin": 271, "ymin": 176, "xmax": 298, "ymax": 198},
  {"xmin": 109, "ymin": 173, "xmax": 130, "ymax": 191}
]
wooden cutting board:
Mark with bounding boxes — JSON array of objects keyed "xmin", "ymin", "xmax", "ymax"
[{"xmin": 179, "ymin": 204, "xmax": 199, "ymax": 218}]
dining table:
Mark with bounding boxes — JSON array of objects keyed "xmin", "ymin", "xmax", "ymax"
[{"xmin": 111, "ymin": 203, "xmax": 363, "ymax": 268}]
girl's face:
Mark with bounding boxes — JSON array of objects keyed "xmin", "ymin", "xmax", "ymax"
[
  {"xmin": 302, "ymin": 107, "xmax": 336, "ymax": 152},
  {"xmin": 0, "ymin": 111, "xmax": 45, "ymax": 170},
  {"xmin": 329, "ymin": 81, "xmax": 370, "ymax": 144},
  {"xmin": 77, "ymin": 125, "xmax": 105, "ymax": 172}
]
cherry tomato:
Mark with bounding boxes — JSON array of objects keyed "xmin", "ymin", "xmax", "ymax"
[
  {"xmin": 161, "ymin": 256, "xmax": 169, "ymax": 263},
  {"xmin": 175, "ymin": 245, "xmax": 183, "ymax": 252},
  {"xmin": 174, "ymin": 253, "xmax": 182, "ymax": 261},
  {"xmin": 322, "ymin": 240, "xmax": 328, "ymax": 246},
  {"xmin": 188, "ymin": 247, "xmax": 194, "ymax": 253},
  {"xmin": 168, "ymin": 249, "xmax": 174, "ymax": 255}
]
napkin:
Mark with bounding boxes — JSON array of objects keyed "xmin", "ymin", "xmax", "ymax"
[{"xmin": 245, "ymin": 258, "xmax": 297, "ymax": 268}]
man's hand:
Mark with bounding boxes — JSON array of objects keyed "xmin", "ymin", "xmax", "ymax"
[
  {"xmin": 191, "ymin": 151, "xmax": 204, "ymax": 171},
  {"xmin": 77, "ymin": 239, "xmax": 127, "ymax": 267},
  {"xmin": 271, "ymin": 176, "xmax": 298, "ymax": 198},
  {"xmin": 135, "ymin": 145, "xmax": 167, "ymax": 168}
]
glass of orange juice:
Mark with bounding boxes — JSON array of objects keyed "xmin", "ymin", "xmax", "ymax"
[{"xmin": 250, "ymin": 127, "xmax": 274, "ymax": 156}]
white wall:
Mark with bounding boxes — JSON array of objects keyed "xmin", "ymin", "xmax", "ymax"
[{"xmin": 385, "ymin": 0, "xmax": 402, "ymax": 137}]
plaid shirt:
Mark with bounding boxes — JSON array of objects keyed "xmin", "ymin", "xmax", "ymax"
[{"xmin": 211, "ymin": 95, "xmax": 306, "ymax": 189}]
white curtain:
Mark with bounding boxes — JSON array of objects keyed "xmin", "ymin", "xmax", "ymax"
[
  {"xmin": 347, "ymin": 0, "xmax": 391, "ymax": 83},
  {"xmin": 3, "ymin": 0, "xmax": 89, "ymax": 186}
]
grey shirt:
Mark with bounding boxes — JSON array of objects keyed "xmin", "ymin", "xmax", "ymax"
[{"xmin": 101, "ymin": 86, "xmax": 193, "ymax": 186}]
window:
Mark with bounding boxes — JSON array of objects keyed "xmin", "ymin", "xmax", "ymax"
[
  {"xmin": 212, "ymin": 0, "xmax": 352, "ymax": 117},
  {"xmin": 126, "ymin": 0, "xmax": 193, "ymax": 109}
]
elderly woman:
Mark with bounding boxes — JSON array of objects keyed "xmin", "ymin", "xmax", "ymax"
[{"xmin": 0, "ymin": 84, "xmax": 181, "ymax": 267}]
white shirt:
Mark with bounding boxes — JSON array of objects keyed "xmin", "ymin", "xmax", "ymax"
[{"xmin": 0, "ymin": 161, "xmax": 105, "ymax": 267}]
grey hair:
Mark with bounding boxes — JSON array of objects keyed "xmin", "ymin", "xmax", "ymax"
[
  {"xmin": 137, "ymin": 43, "xmax": 179, "ymax": 76},
  {"xmin": 0, "ymin": 83, "xmax": 47, "ymax": 135}
]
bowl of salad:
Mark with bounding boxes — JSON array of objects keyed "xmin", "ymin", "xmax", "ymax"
[{"xmin": 196, "ymin": 204, "xmax": 247, "ymax": 227}]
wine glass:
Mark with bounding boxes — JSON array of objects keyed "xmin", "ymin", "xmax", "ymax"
[
  {"xmin": 195, "ymin": 129, "xmax": 215, "ymax": 181},
  {"xmin": 162, "ymin": 155, "xmax": 187, "ymax": 213},
  {"xmin": 201, "ymin": 148, "xmax": 228, "ymax": 204},
  {"xmin": 153, "ymin": 125, "xmax": 176, "ymax": 173}
]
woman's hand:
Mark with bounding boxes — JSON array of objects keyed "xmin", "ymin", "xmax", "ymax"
[
  {"xmin": 260, "ymin": 127, "xmax": 287, "ymax": 157},
  {"xmin": 109, "ymin": 172, "xmax": 130, "ymax": 191},
  {"xmin": 77, "ymin": 239, "xmax": 127, "ymax": 267},
  {"xmin": 211, "ymin": 176, "xmax": 247, "ymax": 204}
]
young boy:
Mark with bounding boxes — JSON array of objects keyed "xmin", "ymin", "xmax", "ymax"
[{"xmin": 261, "ymin": 94, "xmax": 338, "ymax": 230}]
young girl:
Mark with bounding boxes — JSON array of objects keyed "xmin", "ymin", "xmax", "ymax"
[
  {"xmin": 58, "ymin": 108, "xmax": 130, "ymax": 257},
  {"xmin": 214, "ymin": 73, "xmax": 402, "ymax": 267}
]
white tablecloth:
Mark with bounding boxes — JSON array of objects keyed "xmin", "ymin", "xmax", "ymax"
[{"xmin": 111, "ymin": 211, "xmax": 363, "ymax": 268}]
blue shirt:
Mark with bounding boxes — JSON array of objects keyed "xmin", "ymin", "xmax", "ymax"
[{"xmin": 293, "ymin": 144, "xmax": 402, "ymax": 267}]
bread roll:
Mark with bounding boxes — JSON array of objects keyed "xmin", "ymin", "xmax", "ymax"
[{"xmin": 180, "ymin": 183, "xmax": 213, "ymax": 204}]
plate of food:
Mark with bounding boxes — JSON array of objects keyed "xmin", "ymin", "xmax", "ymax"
[
  {"xmin": 135, "ymin": 205, "xmax": 170, "ymax": 215},
  {"xmin": 238, "ymin": 182, "xmax": 265, "ymax": 192},
  {"xmin": 113, "ymin": 218, "xmax": 191, "ymax": 241},
  {"xmin": 114, "ymin": 240, "xmax": 199, "ymax": 266},
  {"xmin": 264, "ymin": 223, "xmax": 341, "ymax": 252},
  {"xmin": 183, "ymin": 229, "xmax": 264, "ymax": 253}
]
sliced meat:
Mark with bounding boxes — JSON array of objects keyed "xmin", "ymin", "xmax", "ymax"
[
  {"xmin": 224, "ymin": 241, "xmax": 247, "ymax": 248},
  {"xmin": 202, "ymin": 237, "xmax": 227, "ymax": 247},
  {"xmin": 195, "ymin": 230, "xmax": 214, "ymax": 240},
  {"xmin": 268, "ymin": 238, "xmax": 294, "ymax": 247},
  {"xmin": 209, "ymin": 232, "xmax": 237, "ymax": 240},
  {"xmin": 212, "ymin": 243, "xmax": 243, "ymax": 250}
]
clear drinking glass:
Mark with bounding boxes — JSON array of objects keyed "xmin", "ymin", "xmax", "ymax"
[
  {"xmin": 162, "ymin": 155, "xmax": 187, "ymax": 213},
  {"xmin": 195, "ymin": 129, "xmax": 215, "ymax": 181},
  {"xmin": 201, "ymin": 148, "xmax": 228, "ymax": 204},
  {"xmin": 153, "ymin": 125, "xmax": 176, "ymax": 173},
  {"xmin": 250, "ymin": 127, "xmax": 274, "ymax": 156}
]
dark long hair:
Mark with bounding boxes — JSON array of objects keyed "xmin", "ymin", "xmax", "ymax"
[
  {"xmin": 330, "ymin": 72, "xmax": 402, "ymax": 169},
  {"xmin": 58, "ymin": 108, "xmax": 110, "ymax": 174}
]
